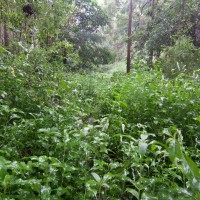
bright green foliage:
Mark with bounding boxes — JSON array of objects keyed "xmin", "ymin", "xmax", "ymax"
[{"xmin": 0, "ymin": 61, "xmax": 199, "ymax": 199}]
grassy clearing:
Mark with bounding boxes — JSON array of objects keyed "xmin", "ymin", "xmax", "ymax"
[{"xmin": 0, "ymin": 64, "xmax": 200, "ymax": 199}]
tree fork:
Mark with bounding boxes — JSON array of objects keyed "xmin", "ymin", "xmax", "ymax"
[{"xmin": 127, "ymin": 0, "xmax": 133, "ymax": 73}]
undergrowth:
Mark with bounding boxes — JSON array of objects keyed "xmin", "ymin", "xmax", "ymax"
[{"xmin": 0, "ymin": 64, "xmax": 200, "ymax": 199}]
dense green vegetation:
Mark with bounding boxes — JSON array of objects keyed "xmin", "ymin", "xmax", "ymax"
[
  {"xmin": 0, "ymin": 62, "xmax": 200, "ymax": 199},
  {"xmin": 0, "ymin": 0, "xmax": 200, "ymax": 199},
  {"xmin": 0, "ymin": 0, "xmax": 113, "ymax": 70}
]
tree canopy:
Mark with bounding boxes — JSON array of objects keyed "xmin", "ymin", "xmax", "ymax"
[{"xmin": 0, "ymin": 0, "xmax": 113, "ymax": 69}]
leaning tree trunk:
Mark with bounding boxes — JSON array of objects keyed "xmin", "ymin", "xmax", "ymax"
[{"xmin": 127, "ymin": 0, "xmax": 133, "ymax": 73}]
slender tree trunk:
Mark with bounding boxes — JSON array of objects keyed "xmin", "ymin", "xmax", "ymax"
[
  {"xmin": 3, "ymin": 0, "xmax": 9, "ymax": 47},
  {"xmin": 147, "ymin": 0, "xmax": 155, "ymax": 68},
  {"xmin": 181, "ymin": 0, "xmax": 186, "ymax": 19},
  {"xmin": 46, "ymin": 34, "xmax": 51, "ymax": 46},
  {"xmin": 0, "ymin": 22, "xmax": 3, "ymax": 45},
  {"xmin": 127, "ymin": 0, "xmax": 133, "ymax": 73},
  {"xmin": 3, "ymin": 22, "xmax": 9, "ymax": 46},
  {"xmin": 147, "ymin": 49, "xmax": 153, "ymax": 68}
]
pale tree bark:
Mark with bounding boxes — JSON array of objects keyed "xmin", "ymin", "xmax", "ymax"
[{"xmin": 127, "ymin": 0, "xmax": 133, "ymax": 73}]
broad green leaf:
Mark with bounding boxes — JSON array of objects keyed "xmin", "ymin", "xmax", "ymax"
[
  {"xmin": 126, "ymin": 188, "xmax": 139, "ymax": 199},
  {"xmin": 167, "ymin": 139, "xmax": 183, "ymax": 163},
  {"xmin": 2, "ymin": 175, "xmax": 13, "ymax": 188},
  {"xmin": 103, "ymin": 172, "xmax": 114, "ymax": 181},
  {"xmin": 183, "ymin": 154, "xmax": 200, "ymax": 178},
  {"xmin": 91, "ymin": 172, "xmax": 101, "ymax": 182}
]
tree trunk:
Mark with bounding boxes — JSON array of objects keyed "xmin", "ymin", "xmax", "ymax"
[
  {"xmin": 127, "ymin": 0, "xmax": 133, "ymax": 73},
  {"xmin": 181, "ymin": 0, "xmax": 186, "ymax": 19},
  {"xmin": 3, "ymin": 22, "xmax": 9, "ymax": 46},
  {"xmin": 147, "ymin": 0, "xmax": 155, "ymax": 68},
  {"xmin": 147, "ymin": 49, "xmax": 153, "ymax": 68},
  {"xmin": 3, "ymin": 0, "xmax": 9, "ymax": 46}
]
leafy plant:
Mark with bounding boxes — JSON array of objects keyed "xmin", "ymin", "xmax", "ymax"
[{"xmin": 0, "ymin": 63, "xmax": 200, "ymax": 199}]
